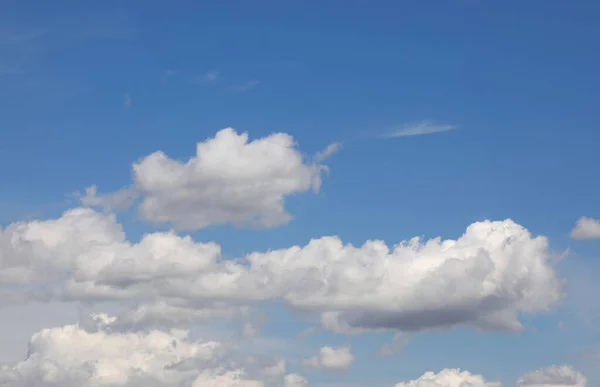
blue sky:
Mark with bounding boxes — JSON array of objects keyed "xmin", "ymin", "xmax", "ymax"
[{"xmin": 1, "ymin": 1, "xmax": 600, "ymax": 386}]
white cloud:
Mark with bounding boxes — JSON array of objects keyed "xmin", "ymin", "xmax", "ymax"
[
  {"xmin": 0, "ymin": 315, "xmax": 230, "ymax": 387},
  {"xmin": 243, "ymin": 219, "xmax": 563, "ymax": 334},
  {"xmin": 76, "ymin": 185, "xmax": 138, "ymax": 212},
  {"xmin": 0, "ymin": 313, "xmax": 294, "ymax": 387},
  {"xmin": 570, "ymin": 216, "xmax": 600, "ymax": 240},
  {"xmin": 131, "ymin": 127, "xmax": 328, "ymax": 230},
  {"xmin": 516, "ymin": 365, "xmax": 587, "ymax": 387},
  {"xmin": 0, "ymin": 206, "xmax": 563, "ymax": 336},
  {"xmin": 314, "ymin": 142, "xmax": 342, "ymax": 163},
  {"xmin": 384, "ymin": 120, "xmax": 456, "ymax": 138},
  {"xmin": 302, "ymin": 345, "xmax": 354, "ymax": 372},
  {"xmin": 283, "ymin": 373, "xmax": 309, "ymax": 387},
  {"xmin": 77, "ymin": 128, "xmax": 336, "ymax": 231},
  {"xmin": 394, "ymin": 368, "xmax": 501, "ymax": 387}
]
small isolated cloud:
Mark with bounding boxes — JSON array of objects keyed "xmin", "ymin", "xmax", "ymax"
[
  {"xmin": 314, "ymin": 142, "xmax": 342, "ymax": 163},
  {"xmin": 76, "ymin": 185, "xmax": 139, "ymax": 212},
  {"xmin": 302, "ymin": 345, "xmax": 354, "ymax": 372},
  {"xmin": 123, "ymin": 93, "xmax": 131, "ymax": 108},
  {"xmin": 516, "ymin": 365, "xmax": 587, "ymax": 387},
  {"xmin": 196, "ymin": 70, "xmax": 220, "ymax": 83},
  {"xmin": 395, "ymin": 368, "xmax": 501, "ymax": 387},
  {"xmin": 95, "ymin": 127, "xmax": 332, "ymax": 230},
  {"xmin": 283, "ymin": 373, "xmax": 309, "ymax": 387},
  {"xmin": 230, "ymin": 80, "xmax": 259, "ymax": 93},
  {"xmin": 384, "ymin": 120, "xmax": 457, "ymax": 138},
  {"xmin": 570, "ymin": 216, "xmax": 600, "ymax": 240}
]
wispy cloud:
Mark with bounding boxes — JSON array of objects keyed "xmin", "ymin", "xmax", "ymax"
[
  {"xmin": 123, "ymin": 93, "xmax": 131, "ymax": 109},
  {"xmin": 195, "ymin": 70, "xmax": 220, "ymax": 83},
  {"xmin": 383, "ymin": 120, "xmax": 457, "ymax": 138},
  {"xmin": 314, "ymin": 142, "xmax": 342, "ymax": 162},
  {"xmin": 229, "ymin": 80, "xmax": 259, "ymax": 93}
]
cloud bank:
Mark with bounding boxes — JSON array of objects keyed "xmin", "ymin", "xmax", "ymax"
[{"xmin": 0, "ymin": 127, "xmax": 585, "ymax": 387}]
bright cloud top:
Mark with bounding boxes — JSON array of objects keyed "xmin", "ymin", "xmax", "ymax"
[
  {"xmin": 302, "ymin": 345, "xmax": 354, "ymax": 372},
  {"xmin": 570, "ymin": 216, "xmax": 600, "ymax": 240},
  {"xmin": 394, "ymin": 368, "xmax": 501, "ymax": 387},
  {"xmin": 0, "ymin": 207, "xmax": 564, "ymax": 334},
  {"xmin": 0, "ymin": 314, "xmax": 261, "ymax": 387},
  {"xmin": 80, "ymin": 127, "xmax": 335, "ymax": 230},
  {"xmin": 516, "ymin": 365, "xmax": 587, "ymax": 387}
]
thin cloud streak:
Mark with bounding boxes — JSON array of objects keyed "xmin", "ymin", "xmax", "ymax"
[
  {"xmin": 123, "ymin": 93, "xmax": 131, "ymax": 108},
  {"xmin": 384, "ymin": 120, "xmax": 457, "ymax": 138},
  {"xmin": 195, "ymin": 70, "xmax": 220, "ymax": 83},
  {"xmin": 229, "ymin": 80, "xmax": 259, "ymax": 93}
]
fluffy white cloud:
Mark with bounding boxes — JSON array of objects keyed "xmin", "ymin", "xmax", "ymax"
[
  {"xmin": 516, "ymin": 365, "xmax": 587, "ymax": 387},
  {"xmin": 302, "ymin": 345, "xmax": 354, "ymax": 372},
  {"xmin": 1, "ymin": 206, "xmax": 564, "ymax": 336},
  {"xmin": 128, "ymin": 127, "xmax": 331, "ymax": 230},
  {"xmin": 570, "ymin": 217, "xmax": 600, "ymax": 240},
  {"xmin": 394, "ymin": 368, "xmax": 501, "ymax": 387},
  {"xmin": 0, "ymin": 314, "xmax": 227, "ymax": 387},
  {"xmin": 0, "ymin": 314, "xmax": 284, "ymax": 387},
  {"xmin": 282, "ymin": 373, "xmax": 309, "ymax": 387},
  {"xmin": 243, "ymin": 219, "xmax": 563, "ymax": 333},
  {"xmin": 0, "ymin": 208, "xmax": 125, "ymax": 286}
]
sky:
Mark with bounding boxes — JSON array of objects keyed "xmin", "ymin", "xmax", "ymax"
[{"xmin": 1, "ymin": 1, "xmax": 600, "ymax": 386}]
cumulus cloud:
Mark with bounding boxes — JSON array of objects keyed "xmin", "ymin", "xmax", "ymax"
[
  {"xmin": 302, "ymin": 345, "xmax": 354, "ymax": 372},
  {"xmin": 394, "ymin": 368, "xmax": 501, "ymax": 387},
  {"xmin": 1, "ymin": 206, "xmax": 564, "ymax": 336},
  {"xmin": 0, "ymin": 315, "xmax": 230, "ymax": 387},
  {"xmin": 86, "ymin": 127, "xmax": 329, "ymax": 230},
  {"xmin": 244, "ymin": 219, "xmax": 563, "ymax": 333},
  {"xmin": 570, "ymin": 216, "xmax": 600, "ymax": 240},
  {"xmin": 516, "ymin": 365, "xmax": 587, "ymax": 387},
  {"xmin": 282, "ymin": 373, "xmax": 309, "ymax": 387},
  {"xmin": 0, "ymin": 314, "xmax": 297, "ymax": 387}
]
